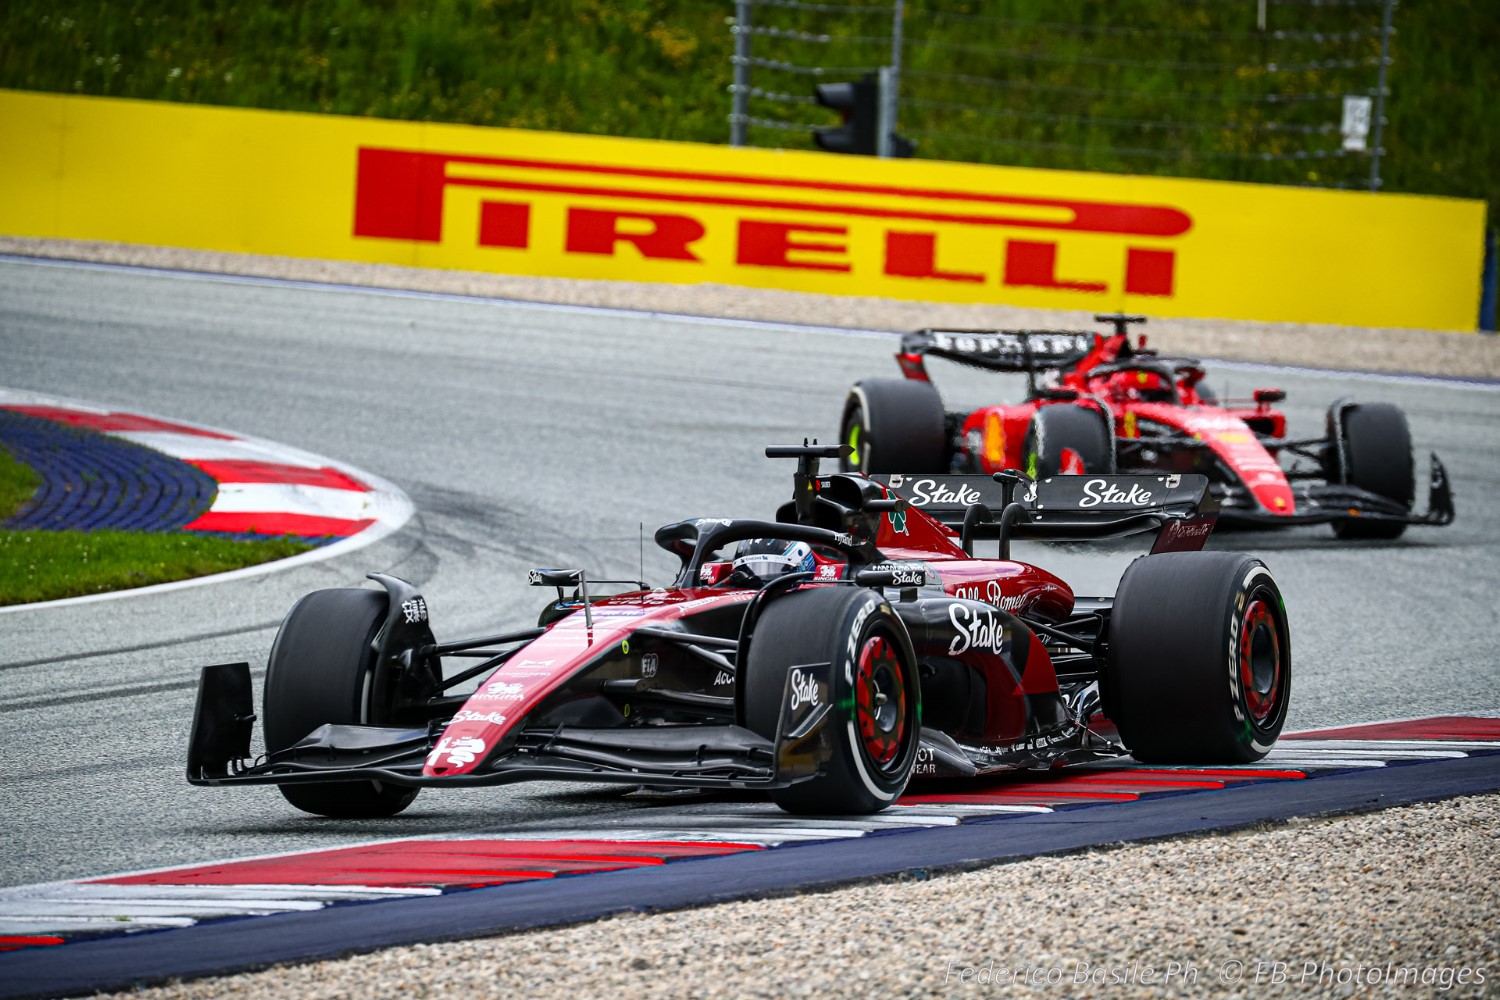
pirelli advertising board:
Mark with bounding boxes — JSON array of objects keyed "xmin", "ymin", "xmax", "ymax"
[{"xmin": 0, "ymin": 89, "xmax": 1485, "ymax": 331}]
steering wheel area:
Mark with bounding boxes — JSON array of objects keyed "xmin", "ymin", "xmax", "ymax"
[
  {"xmin": 655, "ymin": 518, "xmax": 868, "ymax": 591},
  {"xmin": 1086, "ymin": 357, "xmax": 1207, "ymax": 404}
]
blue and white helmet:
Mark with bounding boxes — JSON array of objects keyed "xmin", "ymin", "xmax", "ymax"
[{"xmin": 731, "ymin": 538, "xmax": 815, "ymax": 583}]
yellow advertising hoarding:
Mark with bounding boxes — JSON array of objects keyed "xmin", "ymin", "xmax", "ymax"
[{"xmin": 0, "ymin": 89, "xmax": 1485, "ymax": 330}]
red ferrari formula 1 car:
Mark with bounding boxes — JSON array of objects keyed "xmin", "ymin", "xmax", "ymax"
[
  {"xmin": 839, "ymin": 314, "xmax": 1453, "ymax": 538},
  {"xmin": 189, "ymin": 445, "xmax": 1289, "ymax": 817}
]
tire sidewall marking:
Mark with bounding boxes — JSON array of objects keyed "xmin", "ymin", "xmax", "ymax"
[
  {"xmin": 849, "ymin": 386, "xmax": 873, "ymax": 470},
  {"xmin": 1229, "ymin": 564, "xmax": 1284, "ymax": 753},
  {"xmin": 841, "ymin": 597, "xmax": 908, "ymax": 803}
]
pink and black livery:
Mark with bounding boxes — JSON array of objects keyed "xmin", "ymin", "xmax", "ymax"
[
  {"xmin": 841, "ymin": 313, "xmax": 1453, "ymax": 538},
  {"xmin": 188, "ymin": 444, "xmax": 1290, "ymax": 817}
]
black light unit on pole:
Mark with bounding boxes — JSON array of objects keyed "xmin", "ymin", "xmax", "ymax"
[{"xmin": 813, "ymin": 76, "xmax": 879, "ymax": 155}]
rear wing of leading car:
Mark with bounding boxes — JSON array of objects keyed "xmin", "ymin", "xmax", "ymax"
[
  {"xmin": 897, "ymin": 328, "xmax": 1098, "ymax": 388},
  {"xmin": 869, "ymin": 471, "xmax": 1220, "ymax": 556}
]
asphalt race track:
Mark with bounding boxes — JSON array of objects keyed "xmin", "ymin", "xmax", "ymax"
[{"xmin": 1, "ymin": 256, "xmax": 1497, "ymax": 893}]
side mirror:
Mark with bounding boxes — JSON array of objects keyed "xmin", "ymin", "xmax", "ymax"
[
  {"xmin": 529, "ymin": 568, "xmax": 583, "ymax": 588},
  {"xmin": 1254, "ymin": 388, "xmax": 1286, "ymax": 404}
]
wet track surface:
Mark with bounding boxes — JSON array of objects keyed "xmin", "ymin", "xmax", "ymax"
[{"xmin": 0, "ymin": 257, "xmax": 1497, "ymax": 889}]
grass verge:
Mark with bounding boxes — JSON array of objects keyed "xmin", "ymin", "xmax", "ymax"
[
  {"xmin": 0, "ymin": 439, "xmax": 41, "ymax": 513},
  {"xmin": 0, "ymin": 446, "xmax": 312, "ymax": 606}
]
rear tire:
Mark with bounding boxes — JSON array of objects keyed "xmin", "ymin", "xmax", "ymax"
[
  {"xmin": 264, "ymin": 588, "xmax": 420, "ymax": 818},
  {"xmin": 1023, "ymin": 404, "xmax": 1114, "ymax": 478},
  {"xmin": 1102, "ymin": 552, "xmax": 1290, "ymax": 764},
  {"xmin": 744, "ymin": 587, "xmax": 921, "ymax": 814},
  {"xmin": 839, "ymin": 378, "xmax": 947, "ymax": 474},
  {"xmin": 1330, "ymin": 402, "xmax": 1414, "ymax": 540}
]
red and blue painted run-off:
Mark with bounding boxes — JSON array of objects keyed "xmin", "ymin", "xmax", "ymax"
[
  {"xmin": 0, "ymin": 391, "xmax": 410, "ymax": 544},
  {"xmin": 1, "ymin": 717, "xmax": 1496, "ymax": 998}
]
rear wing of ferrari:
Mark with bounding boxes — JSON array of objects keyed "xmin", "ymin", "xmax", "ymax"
[
  {"xmin": 869, "ymin": 471, "xmax": 1219, "ymax": 556},
  {"xmin": 898, "ymin": 329, "xmax": 1096, "ymax": 380}
]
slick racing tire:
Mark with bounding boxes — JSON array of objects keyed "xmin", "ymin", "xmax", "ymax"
[
  {"xmin": 840, "ymin": 378, "xmax": 947, "ymax": 474},
  {"xmin": 1023, "ymin": 404, "xmax": 1114, "ymax": 478},
  {"xmin": 1330, "ymin": 402, "xmax": 1415, "ymax": 540},
  {"xmin": 264, "ymin": 588, "xmax": 420, "ymax": 818},
  {"xmin": 1102, "ymin": 552, "xmax": 1290, "ymax": 764},
  {"xmin": 745, "ymin": 586, "xmax": 921, "ymax": 814}
]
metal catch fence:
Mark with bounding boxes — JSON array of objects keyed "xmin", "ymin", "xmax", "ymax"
[{"xmin": 729, "ymin": 0, "xmax": 1396, "ymax": 191}]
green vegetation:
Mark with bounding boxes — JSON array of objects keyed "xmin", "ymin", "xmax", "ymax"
[
  {"xmin": 0, "ymin": 0, "xmax": 730, "ymax": 143},
  {"xmin": 0, "ymin": 1, "xmax": 1491, "ymax": 210},
  {"xmin": 0, "ymin": 530, "xmax": 312, "ymax": 606},
  {"xmin": 0, "ymin": 447, "xmax": 310, "ymax": 606},
  {"xmin": 0, "ymin": 443, "xmax": 42, "ymax": 516}
]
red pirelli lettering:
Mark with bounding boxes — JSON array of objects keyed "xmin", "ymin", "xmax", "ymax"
[
  {"xmin": 565, "ymin": 208, "xmax": 705, "ymax": 261},
  {"xmin": 884, "ymin": 231, "xmax": 985, "ymax": 284},
  {"xmin": 1125, "ymin": 247, "xmax": 1176, "ymax": 296},
  {"xmin": 737, "ymin": 221, "xmax": 851, "ymax": 272},
  {"xmin": 479, "ymin": 201, "xmax": 530, "ymax": 249},
  {"xmin": 353, "ymin": 148, "xmax": 1193, "ymax": 243},
  {"xmin": 352, "ymin": 146, "xmax": 1189, "ymax": 298},
  {"xmin": 1003, "ymin": 240, "xmax": 1107, "ymax": 293}
]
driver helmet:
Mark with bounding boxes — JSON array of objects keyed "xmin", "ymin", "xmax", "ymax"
[
  {"xmin": 1109, "ymin": 369, "xmax": 1172, "ymax": 402},
  {"xmin": 731, "ymin": 538, "xmax": 815, "ymax": 583}
]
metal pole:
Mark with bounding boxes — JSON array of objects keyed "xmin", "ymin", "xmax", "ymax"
[
  {"xmin": 731, "ymin": 0, "xmax": 752, "ymax": 146},
  {"xmin": 878, "ymin": 66, "xmax": 894, "ymax": 158},
  {"xmin": 1368, "ymin": 0, "xmax": 1394, "ymax": 191},
  {"xmin": 889, "ymin": 0, "xmax": 904, "ymax": 133}
]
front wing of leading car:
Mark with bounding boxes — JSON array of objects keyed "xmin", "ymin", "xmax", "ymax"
[{"xmin": 1216, "ymin": 453, "xmax": 1454, "ymax": 527}]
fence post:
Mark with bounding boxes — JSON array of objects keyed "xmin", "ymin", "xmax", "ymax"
[
  {"xmin": 730, "ymin": 0, "xmax": 752, "ymax": 146},
  {"xmin": 877, "ymin": 67, "xmax": 895, "ymax": 158},
  {"xmin": 889, "ymin": 0, "xmax": 904, "ymax": 132},
  {"xmin": 1481, "ymin": 227, "xmax": 1498, "ymax": 333},
  {"xmin": 1368, "ymin": 0, "xmax": 1394, "ymax": 191}
]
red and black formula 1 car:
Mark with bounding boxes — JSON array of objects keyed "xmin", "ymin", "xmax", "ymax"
[
  {"xmin": 188, "ymin": 444, "xmax": 1290, "ymax": 818},
  {"xmin": 839, "ymin": 314, "xmax": 1453, "ymax": 538}
]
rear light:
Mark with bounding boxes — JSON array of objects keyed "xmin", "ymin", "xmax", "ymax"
[
  {"xmin": 984, "ymin": 412, "xmax": 1006, "ymax": 466},
  {"xmin": 896, "ymin": 353, "xmax": 930, "ymax": 381}
]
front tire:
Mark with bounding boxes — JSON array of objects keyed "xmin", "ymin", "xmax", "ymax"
[
  {"xmin": 1023, "ymin": 404, "xmax": 1114, "ymax": 478},
  {"xmin": 839, "ymin": 378, "xmax": 947, "ymax": 474},
  {"xmin": 744, "ymin": 587, "xmax": 921, "ymax": 814},
  {"xmin": 1102, "ymin": 552, "xmax": 1290, "ymax": 764},
  {"xmin": 264, "ymin": 588, "xmax": 420, "ymax": 818},
  {"xmin": 1330, "ymin": 402, "xmax": 1414, "ymax": 540}
]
